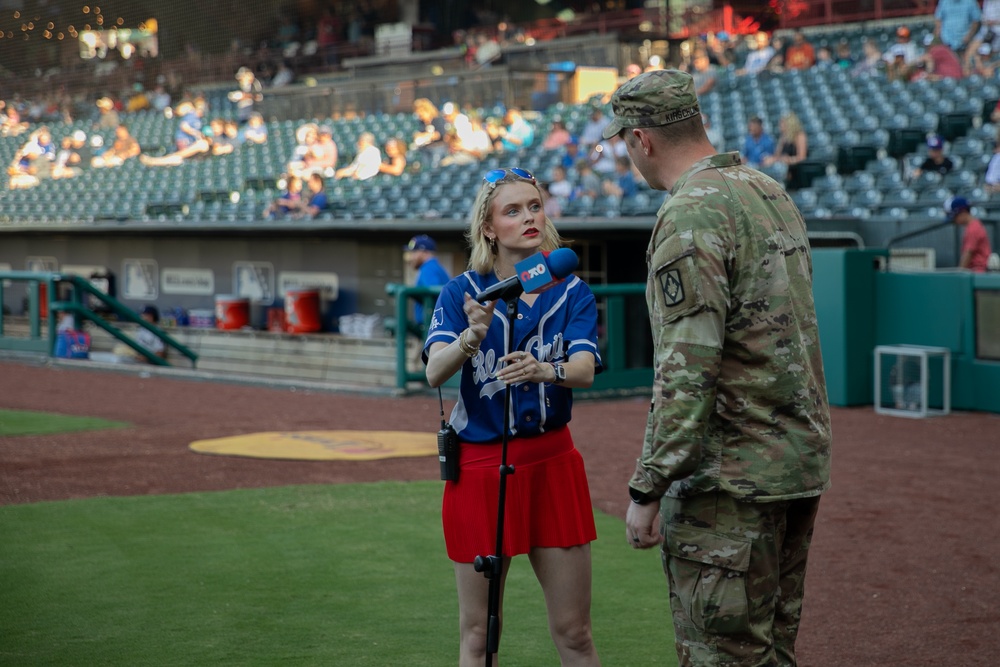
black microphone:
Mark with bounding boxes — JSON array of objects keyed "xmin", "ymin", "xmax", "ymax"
[{"xmin": 474, "ymin": 247, "xmax": 579, "ymax": 303}]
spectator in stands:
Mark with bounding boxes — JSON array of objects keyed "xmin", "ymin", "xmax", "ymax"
[
  {"xmin": 738, "ymin": 31, "xmax": 776, "ymax": 76},
  {"xmin": 9, "ymin": 126, "xmax": 55, "ymax": 180},
  {"xmin": 785, "ymin": 29, "xmax": 817, "ymax": 70},
  {"xmin": 983, "ymin": 141, "xmax": 1000, "ymax": 194},
  {"xmin": 229, "ymin": 67, "xmax": 263, "ymax": 125},
  {"xmin": 173, "ymin": 100, "xmax": 204, "ymax": 151},
  {"xmin": 496, "ymin": 107, "xmax": 535, "ymax": 152},
  {"xmin": 307, "ymin": 126, "xmax": 339, "ymax": 175},
  {"xmin": 335, "ymin": 132, "xmax": 382, "ymax": 180},
  {"xmin": 815, "ymin": 46, "xmax": 836, "ymax": 69},
  {"xmin": 150, "ymin": 84, "xmax": 171, "ymax": 113},
  {"xmin": 572, "ymin": 159, "xmax": 602, "ymax": 202},
  {"xmin": 883, "ymin": 26, "xmax": 922, "ymax": 66},
  {"xmin": 935, "ymin": 0, "xmax": 981, "ymax": 54},
  {"xmin": 290, "ymin": 173, "xmax": 329, "ymax": 219},
  {"xmin": 541, "ymin": 181, "xmax": 562, "ymax": 219},
  {"xmin": 621, "ymin": 62, "xmax": 643, "ymax": 83},
  {"xmin": 602, "ymin": 156, "xmax": 639, "ymax": 200},
  {"xmin": 592, "ymin": 133, "xmax": 631, "ymax": 175},
  {"xmin": 51, "ymin": 136, "xmax": 81, "ymax": 179},
  {"xmin": 742, "ymin": 115, "xmax": 776, "ymax": 168},
  {"xmin": 243, "ymin": 113, "xmax": 268, "ymax": 144},
  {"xmin": 70, "ymin": 130, "xmax": 94, "ymax": 168},
  {"xmin": 834, "ymin": 40, "xmax": 855, "ymax": 69},
  {"xmin": 967, "ymin": 43, "xmax": 999, "ymax": 77},
  {"xmin": 690, "ymin": 50, "xmax": 717, "ymax": 97},
  {"xmin": 853, "ymin": 39, "xmax": 886, "ymax": 77},
  {"xmin": 945, "ymin": 196, "xmax": 993, "ymax": 272},
  {"xmin": 559, "ymin": 139, "xmax": 581, "ymax": 169},
  {"xmin": 0, "ymin": 101, "xmax": 27, "ymax": 137},
  {"xmin": 966, "ymin": 0, "xmax": 1000, "ymax": 74},
  {"xmin": 379, "ymin": 137, "xmax": 407, "ymax": 176},
  {"xmin": 411, "ymin": 98, "xmax": 448, "ymax": 166},
  {"xmin": 912, "ymin": 135, "xmax": 954, "ymax": 179},
  {"xmin": 547, "ymin": 165, "xmax": 573, "ymax": 201},
  {"xmin": 762, "ymin": 112, "xmax": 808, "ymax": 185},
  {"xmin": 271, "ymin": 61, "xmax": 295, "ymax": 88},
  {"xmin": 886, "ymin": 45, "xmax": 916, "ymax": 82},
  {"xmin": 440, "ymin": 114, "xmax": 492, "ymax": 166},
  {"xmin": 542, "ymin": 117, "xmax": 573, "ymax": 150},
  {"xmin": 578, "ymin": 107, "xmax": 609, "ymax": 151},
  {"xmin": 95, "ymin": 97, "xmax": 120, "ymax": 130},
  {"xmin": 207, "ymin": 118, "xmax": 236, "ymax": 156},
  {"xmin": 918, "ymin": 36, "xmax": 964, "ymax": 79},
  {"xmin": 263, "ymin": 174, "xmax": 303, "ymax": 218},
  {"xmin": 93, "ymin": 124, "xmax": 141, "ymax": 167}
]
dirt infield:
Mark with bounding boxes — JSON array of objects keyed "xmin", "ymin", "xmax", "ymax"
[{"xmin": 1, "ymin": 360, "xmax": 998, "ymax": 666}]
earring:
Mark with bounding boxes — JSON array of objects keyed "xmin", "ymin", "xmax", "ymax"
[{"xmin": 487, "ymin": 236, "xmax": 497, "ymax": 252}]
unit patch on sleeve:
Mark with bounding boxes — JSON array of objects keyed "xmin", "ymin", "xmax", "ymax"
[{"xmin": 659, "ymin": 268, "xmax": 685, "ymax": 306}]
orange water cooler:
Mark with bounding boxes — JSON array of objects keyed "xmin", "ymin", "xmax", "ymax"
[
  {"xmin": 214, "ymin": 295, "xmax": 250, "ymax": 330},
  {"xmin": 284, "ymin": 288, "xmax": 322, "ymax": 334}
]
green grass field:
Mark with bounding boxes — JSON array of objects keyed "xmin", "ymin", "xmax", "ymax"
[
  {"xmin": 0, "ymin": 409, "xmax": 129, "ymax": 437},
  {"xmin": 0, "ymin": 482, "xmax": 676, "ymax": 666}
]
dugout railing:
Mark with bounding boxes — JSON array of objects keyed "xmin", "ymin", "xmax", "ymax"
[{"xmin": 0, "ymin": 271, "xmax": 197, "ymax": 367}]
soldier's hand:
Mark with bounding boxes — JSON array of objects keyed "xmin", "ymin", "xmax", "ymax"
[{"xmin": 626, "ymin": 500, "xmax": 662, "ymax": 549}]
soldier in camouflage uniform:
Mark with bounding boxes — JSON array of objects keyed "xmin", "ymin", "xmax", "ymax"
[{"xmin": 605, "ymin": 70, "xmax": 833, "ymax": 667}]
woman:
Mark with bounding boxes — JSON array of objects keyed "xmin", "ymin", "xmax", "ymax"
[
  {"xmin": 379, "ymin": 137, "xmax": 407, "ymax": 176},
  {"xmin": 424, "ymin": 167, "xmax": 602, "ymax": 666},
  {"xmin": 762, "ymin": 112, "xmax": 808, "ymax": 185}
]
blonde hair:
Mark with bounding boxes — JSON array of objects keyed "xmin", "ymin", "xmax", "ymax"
[
  {"xmin": 781, "ymin": 112, "xmax": 804, "ymax": 141},
  {"xmin": 465, "ymin": 171, "xmax": 564, "ymax": 274}
]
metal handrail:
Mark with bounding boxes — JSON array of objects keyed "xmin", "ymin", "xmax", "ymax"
[{"xmin": 0, "ymin": 271, "xmax": 197, "ymax": 366}]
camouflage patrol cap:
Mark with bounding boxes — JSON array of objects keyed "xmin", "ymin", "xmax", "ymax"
[{"xmin": 602, "ymin": 69, "xmax": 701, "ymax": 139}]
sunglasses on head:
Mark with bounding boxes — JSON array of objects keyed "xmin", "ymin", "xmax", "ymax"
[{"xmin": 483, "ymin": 167, "xmax": 536, "ymax": 186}]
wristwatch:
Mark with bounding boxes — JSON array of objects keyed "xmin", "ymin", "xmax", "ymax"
[
  {"xmin": 629, "ymin": 486, "xmax": 658, "ymax": 505},
  {"xmin": 551, "ymin": 361, "xmax": 566, "ymax": 385}
]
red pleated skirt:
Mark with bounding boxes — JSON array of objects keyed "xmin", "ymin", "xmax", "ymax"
[{"xmin": 442, "ymin": 425, "xmax": 597, "ymax": 563}]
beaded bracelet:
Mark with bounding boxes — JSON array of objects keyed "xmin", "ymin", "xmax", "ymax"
[{"xmin": 457, "ymin": 329, "xmax": 480, "ymax": 357}]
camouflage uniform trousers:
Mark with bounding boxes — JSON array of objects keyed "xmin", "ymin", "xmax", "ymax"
[{"xmin": 659, "ymin": 492, "xmax": 822, "ymax": 667}]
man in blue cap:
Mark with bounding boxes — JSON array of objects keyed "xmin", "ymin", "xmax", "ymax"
[
  {"xmin": 945, "ymin": 196, "xmax": 992, "ymax": 272},
  {"xmin": 912, "ymin": 135, "xmax": 953, "ymax": 180},
  {"xmin": 403, "ymin": 234, "xmax": 450, "ymax": 334}
]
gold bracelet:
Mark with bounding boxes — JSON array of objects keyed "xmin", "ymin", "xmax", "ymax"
[{"xmin": 457, "ymin": 329, "xmax": 480, "ymax": 357}]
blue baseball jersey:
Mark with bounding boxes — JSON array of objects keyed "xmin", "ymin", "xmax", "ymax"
[
  {"xmin": 414, "ymin": 256, "xmax": 451, "ymax": 325},
  {"xmin": 424, "ymin": 270, "xmax": 603, "ymax": 443}
]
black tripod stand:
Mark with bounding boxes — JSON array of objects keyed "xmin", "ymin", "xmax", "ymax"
[{"xmin": 472, "ymin": 297, "xmax": 520, "ymax": 667}]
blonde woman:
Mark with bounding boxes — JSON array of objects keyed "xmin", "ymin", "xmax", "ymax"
[
  {"xmin": 762, "ymin": 112, "xmax": 808, "ymax": 184},
  {"xmin": 424, "ymin": 167, "xmax": 602, "ymax": 666}
]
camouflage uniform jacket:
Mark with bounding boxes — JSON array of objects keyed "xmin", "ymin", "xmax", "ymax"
[{"xmin": 630, "ymin": 152, "xmax": 832, "ymax": 502}]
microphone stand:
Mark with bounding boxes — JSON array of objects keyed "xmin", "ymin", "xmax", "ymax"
[{"xmin": 473, "ymin": 296, "xmax": 519, "ymax": 667}]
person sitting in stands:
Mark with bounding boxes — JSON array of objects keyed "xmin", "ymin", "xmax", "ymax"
[
  {"xmin": 911, "ymin": 135, "xmax": 954, "ymax": 179},
  {"xmin": 207, "ymin": 118, "xmax": 236, "ymax": 156},
  {"xmin": 411, "ymin": 98, "xmax": 448, "ymax": 169},
  {"xmin": 290, "ymin": 173, "xmax": 329, "ymax": 219},
  {"xmin": 302, "ymin": 125, "xmax": 339, "ymax": 176},
  {"xmin": 94, "ymin": 124, "xmax": 141, "ymax": 167},
  {"xmin": 495, "ymin": 107, "xmax": 535, "ymax": 153},
  {"xmin": 243, "ymin": 113, "xmax": 268, "ymax": 144},
  {"xmin": 541, "ymin": 117, "xmax": 573, "ymax": 150},
  {"xmin": 8, "ymin": 126, "xmax": 55, "ymax": 187},
  {"xmin": 440, "ymin": 114, "xmax": 492, "ymax": 166},
  {"xmin": 761, "ymin": 112, "xmax": 808, "ymax": 185},
  {"xmin": 335, "ymin": 132, "xmax": 382, "ymax": 180},
  {"xmin": 263, "ymin": 174, "xmax": 303, "ymax": 218},
  {"xmin": 379, "ymin": 137, "xmax": 407, "ymax": 176}
]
